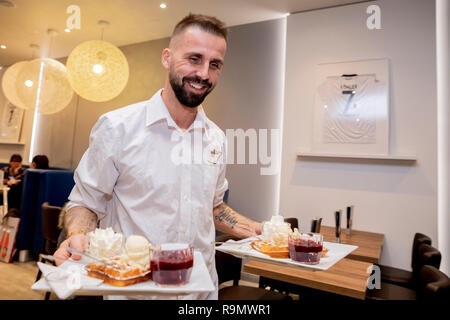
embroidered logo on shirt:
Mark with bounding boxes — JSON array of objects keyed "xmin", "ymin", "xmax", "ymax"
[{"xmin": 206, "ymin": 144, "xmax": 222, "ymax": 164}]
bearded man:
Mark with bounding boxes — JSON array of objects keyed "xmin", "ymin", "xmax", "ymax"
[{"xmin": 54, "ymin": 13, "xmax": 263, "ymax": 300}]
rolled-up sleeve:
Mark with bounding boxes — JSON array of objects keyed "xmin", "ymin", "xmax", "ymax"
[{"xmin": 67, "ymin": 115, "xmax": 120, "ymax": 220}]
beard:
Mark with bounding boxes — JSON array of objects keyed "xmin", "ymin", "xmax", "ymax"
[{"xmin": 169, "ymin": 71, "xmax": 214, "ymax": 108}]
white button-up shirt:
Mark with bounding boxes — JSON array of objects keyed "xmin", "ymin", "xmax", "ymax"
[{"xmin": 67, "ymin": 89, "xmax": 228, "ymax": 299}]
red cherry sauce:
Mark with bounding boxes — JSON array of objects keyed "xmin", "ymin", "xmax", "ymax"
[
  {"xmin": 288, "ymin": 239, "xmax": 323, "ymax": 264},
  {"xmin": 151, "ymin": 256, "xmax": 194, "ymax": 285}
]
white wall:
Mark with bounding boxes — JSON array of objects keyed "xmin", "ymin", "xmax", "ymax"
[
  {"xmin": 205, "ymin": 18, "xmax": 286, "ymax": 222},
  {"xmin": 0, "ymin": 68, "xmax": 35, "ymax": 164},
  {"xmin": 280, "ymin": 0, "xmax": 437, "ymax": 270},
  {"xmin": 32, "ymin": 92, "xmax": 77, "ymax": 168}
]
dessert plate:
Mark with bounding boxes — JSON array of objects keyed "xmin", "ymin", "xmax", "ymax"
[
  {"xmin": 32, "ymin": 251, "xmax": 214, "ymax": 296},
  {"xmin": 217, "ymin": 238, "xmax": 358, "ymax": 271}
]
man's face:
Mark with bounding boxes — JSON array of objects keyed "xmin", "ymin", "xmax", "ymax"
[{"xmin": 164, "ymin": 27, "xmax": 226, "ymax": 108}]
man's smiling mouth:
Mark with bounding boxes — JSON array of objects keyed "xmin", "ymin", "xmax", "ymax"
[{"xmin": 189, "ymin": 82, "xmax": 204, "ymax": 89}]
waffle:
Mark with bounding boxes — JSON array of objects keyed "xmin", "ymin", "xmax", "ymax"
[
  {"xmin": 250, "ymin": 240, "xmax": 289, "ymax": 259},
  {"xmin": 85, "ymin": 259, "xmax": 152, "ymax": 287}
]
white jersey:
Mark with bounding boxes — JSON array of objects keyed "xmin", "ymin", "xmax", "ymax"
[{"xmin": 317, "ymin": 75, "xmax": 384, "ymax": 144}]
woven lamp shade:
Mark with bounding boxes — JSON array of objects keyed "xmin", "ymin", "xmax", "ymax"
[
  {"xmin": 1, "ymin": 61, "xmax": 29, "ymax": 109},
  {"xmin": 66, "ymin": 40, "xmax": 129, "ymax": 102},
  {"xmin": 15, "ymin": 58, "xmax": 74, "ymax": 114}
]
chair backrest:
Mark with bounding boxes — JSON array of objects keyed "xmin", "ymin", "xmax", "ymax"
[
  {"xmin": 413, "ymin": 243, "xmax": 442, "ymax": 280},
  {"xmin": 41, "ymin": 202, "xmax": 62, "ymax": 255},
  {"xmin": 215, "ymin": 234, "xmax": 242, "ymax": 285},
  {"xmin": 418, "ymin": 265, "xmax": 450, "ymax": 300},
  {"xmin": 411, "ymin": 233, "xmax": 432, "ymax": 269},
  {"xmin": 284, "ymin": 217, "xmax": 298, "ymax": 230}
]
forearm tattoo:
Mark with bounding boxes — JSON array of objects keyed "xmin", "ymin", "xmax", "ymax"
[
  {"xmin": 213, "ymin": 202, "xmax": 255, "ymax": 237},
  {"xmin": 215, "ymin": 205, "xmax": 239, "ymax": 229}
]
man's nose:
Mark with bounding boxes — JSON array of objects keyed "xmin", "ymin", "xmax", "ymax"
[{"xmin": 195, "ymin": 62, "xmax": 210, "ymax": 80}]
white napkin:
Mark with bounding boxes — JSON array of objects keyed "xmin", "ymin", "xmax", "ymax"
[{"xmin": 37, "ymin": 261, "xmax": 103, "ymax": 299}]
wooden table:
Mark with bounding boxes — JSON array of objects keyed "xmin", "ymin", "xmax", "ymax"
[
  {"xmin": 244, "ymin": 258, "xmax": 373, "ymax": 300},
  {"xmin": 320, "ymin": 226, "xmax": 384, "ymax": 264}
]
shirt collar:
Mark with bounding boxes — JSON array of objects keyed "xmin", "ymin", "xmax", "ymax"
[{"xmin": 146, "ymin": 89, "xmax": 208, "ymax": 131}]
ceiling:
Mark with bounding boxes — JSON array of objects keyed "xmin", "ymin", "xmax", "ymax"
[{"xmin": 0, "ymin": 0, "xmax": 367, "ymax": 67}]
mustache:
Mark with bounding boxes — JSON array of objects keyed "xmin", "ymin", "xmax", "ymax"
[{"xmin": 182, "ymin": 76, "xmax": 212, "ymax": 89}]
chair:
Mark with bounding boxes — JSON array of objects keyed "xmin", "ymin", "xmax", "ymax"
[
  {"xmin": 258, "ymin": 217, "xmax": 302, "ymax": 296},
  {"xmin": 284, "ymin": 217, "xmax": 298, "ymax": 230},
  {"xmin": 366, "ymin": 243, "xmax": 442, "ymax": 300},
  {"xmin": 417, "ymin": 265, "xmax": 450, "ymax": 300},
  {"xmin": 216, "ymin": 234, "xmax": 292, "ymax": 300},
  {"xmin": 379, "ymin": 233, "xmax": 432, "ymax": 288},
  {"xmin": 35, "ymin": 202, "xmax": 62, "ymax": 300}
]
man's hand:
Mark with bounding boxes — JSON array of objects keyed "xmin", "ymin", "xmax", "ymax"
[
  {"xmin": 53, "ymin": 234, "xmax": 88, "ymax": 266},
  {"xmin": 254, "ymin": 221, "xmax": 263, "ymax": 235},
  {"xmin": 53, "ymin": 206, "xmax": 98, "ymax": 265}
]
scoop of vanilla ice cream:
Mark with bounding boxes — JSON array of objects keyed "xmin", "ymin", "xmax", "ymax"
[
  {"xmin": 124, "ymin": 235, "xmax": 151, "ymax": 268},
  {"xmin": 262, "ymin": 215, "xmax": 292, "ymax": 246},
  {"xmin": 87, "ymin": 228, "xmax": 123, "ymax": 259}
]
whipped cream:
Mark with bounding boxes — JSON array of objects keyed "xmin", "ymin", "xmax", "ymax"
[
  {"xmin": 87, "ymin": 228, "xmax": 123, "ymax": 259},
  {"xmin": 262, "ymin": 215, "xmax": 292, "ymax": 246}
]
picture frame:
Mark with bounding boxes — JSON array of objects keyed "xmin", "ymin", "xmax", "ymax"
[
  {"xmin": 0, "ymin": 101, "xmax": 24, "ymax": 143},
  {"xmin": 312, "ymin": 59, "xmax": 389, "ymax": 155}
]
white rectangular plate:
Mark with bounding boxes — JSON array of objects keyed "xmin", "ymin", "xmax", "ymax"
[
  {"xmin": 32, "ymin": 251, "xmax": 215, "ymax": 296},
  {"xmin": 216, "ymin": 238, "xmax": 358, "ymax": 271}
]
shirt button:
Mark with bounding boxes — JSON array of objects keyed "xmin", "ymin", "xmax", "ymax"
[{"xmin": 183, "ymin": 195, "xmax": 189, "ymax": 201}]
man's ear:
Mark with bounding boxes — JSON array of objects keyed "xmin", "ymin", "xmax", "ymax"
[{"xmin": 161, "ymin": 48, "xmax": 171, "ymax": 69}]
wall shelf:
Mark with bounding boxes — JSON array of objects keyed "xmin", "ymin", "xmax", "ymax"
[
  {"xmin": 297, "ymin": 151, "xmax": 417, "ymax": 162},
  {"xmin": 0, "ymin": 141, "xmax": 25, "ymax": 146}
]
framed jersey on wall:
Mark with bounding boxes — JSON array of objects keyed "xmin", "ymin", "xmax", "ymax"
[{"xmin": 312, "ymin": 59, "xmax": 389, "ymax": 155}]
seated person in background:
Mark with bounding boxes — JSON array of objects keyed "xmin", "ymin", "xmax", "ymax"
[
  {"xmin": 1, "ymin": 154, "xmax": 25, "ymax": 212},
  {"xmin": 30, "ymin": 155, "xmax": 50, "ymax": 169},
  {"xmin": 2, "ymin": 154, "xmax": 25, "ymax": 186}
]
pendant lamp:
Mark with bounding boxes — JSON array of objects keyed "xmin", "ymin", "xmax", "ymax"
[
  {"xmin": 66, "ymin": 21, "xmax": 129, "ymax": 102},
  {"xmin": 15, "ymin": 58, "xmax": 74, "ymax": 114},
  {"xmin": 1, "ymin": 61, "xmax": 29, "ymax": 109}
]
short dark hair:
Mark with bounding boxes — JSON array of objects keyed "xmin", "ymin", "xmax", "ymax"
[
  {"xmin": 10, "ymin": 154, "xmax": 22, "ymax": 163},
  {"xmin": 32, "ymin": 155, "xmax": 49, "ymax": 169},
  {"xmin": 172, "ymin": 13, "xmax": 227, "ymax": 41}
]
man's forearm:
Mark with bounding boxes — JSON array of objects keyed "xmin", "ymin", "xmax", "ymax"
[
  {"xmin": 213, "ymin": 202, "xmax": 262, "ymax": 238},
  {"xmin": 65, "ymin": 206, "xmax": 98, "ymax": 236}
]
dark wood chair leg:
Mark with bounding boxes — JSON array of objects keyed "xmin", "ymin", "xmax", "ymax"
[{"xmin": 35, "ymin": 270, "xmax": 42, "ymax": 282}]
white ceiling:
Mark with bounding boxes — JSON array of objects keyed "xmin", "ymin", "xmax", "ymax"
[{"xmin": 0, "ymin": 0, "xmax": 367, "ymax": 66}]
